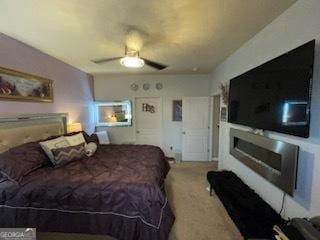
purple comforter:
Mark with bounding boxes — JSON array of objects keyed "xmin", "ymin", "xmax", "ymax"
[{"xmin": 0, "ymin": 144, "xmax": 175, "ymax": 240}]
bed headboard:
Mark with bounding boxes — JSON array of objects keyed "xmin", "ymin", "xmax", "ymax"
[{"xmin": 0, "ymin": 113, "xmax": 68, "ymax": 153}]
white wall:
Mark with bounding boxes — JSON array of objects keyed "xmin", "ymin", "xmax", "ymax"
[
  {"xmin": 210, "ymin": 0, "xmax": 320, "ymax": 218},
  {"xmin": 94, "ymin": 74, "xmax": 210, "ymax": 156}
]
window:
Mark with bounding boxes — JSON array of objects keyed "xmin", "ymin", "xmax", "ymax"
[{"xmin": 95, "ymin": 101, "xmax": 132, "ymax": 127}]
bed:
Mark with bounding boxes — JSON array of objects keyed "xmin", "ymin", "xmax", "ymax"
[{"xmin": 0, "ymin": 114, "xmax": 174, "ymax": 240}]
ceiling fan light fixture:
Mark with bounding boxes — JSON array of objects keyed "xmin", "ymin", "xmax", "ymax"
[{"xmin": 120, "ymin": 56, "xmax": 144, "ymax": 68}]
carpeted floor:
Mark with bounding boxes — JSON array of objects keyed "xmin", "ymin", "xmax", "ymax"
[
  {"xmin": 166, "ymin": 162, "xmax": 242, "ymax": 240},
  {"xmin": 38, "ymin": 162, "xmax": 242, "ymax": 240}
]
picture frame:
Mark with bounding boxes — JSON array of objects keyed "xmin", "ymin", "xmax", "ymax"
[
  {"xmin": 0, "ymin": 66, "xmax": 54, "ymax": 103},
  {"xmin": 172, "ymin": 100, "xmax": 182, "ymax": 122}
]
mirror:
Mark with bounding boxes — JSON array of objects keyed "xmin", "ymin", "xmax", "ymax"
[{"xmin": 95, "ymin": 101, "xmax": 132, "ymax": 127}]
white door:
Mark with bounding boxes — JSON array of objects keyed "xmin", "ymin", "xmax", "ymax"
[
  {"xmin": 135, "ymin": 97, "xmax": 162, "ymax": 147},
  {"xmin": 182, "ymin": 97, "xmax": 210, "ymax": 161}
]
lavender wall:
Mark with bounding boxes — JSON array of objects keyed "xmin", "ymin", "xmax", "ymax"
[{"xmin": 0, "ymin": 33, "xmax": 94, "ymax": 133}]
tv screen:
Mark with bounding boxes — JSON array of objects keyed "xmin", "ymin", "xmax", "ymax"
[{"xmin": 228, "ymin": 40, "xmax": 315, "ymax": 138}]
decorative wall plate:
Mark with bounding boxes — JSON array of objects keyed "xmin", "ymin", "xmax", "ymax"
[
  {"xmin": 143, "ymin": 83, "xmax": 150, "ymax": 91},
  {"xmin": 155, "ymin": 82, "xmax": 163, "ymax": 90},
  {"xmin": 130, "ymin": 83, "xmax": 138, "ymax": 91}
]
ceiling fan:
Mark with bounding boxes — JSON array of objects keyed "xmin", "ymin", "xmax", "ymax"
[{"xmin": 92, "ymin": 46, "xmax": 168, "ymax": 70}]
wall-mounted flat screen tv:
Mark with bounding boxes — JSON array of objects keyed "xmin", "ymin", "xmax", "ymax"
[{"xmin": 228, "ymin": 40, "xmax": 315, "ymax": 138}]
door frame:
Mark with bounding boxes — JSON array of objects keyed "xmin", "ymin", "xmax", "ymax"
[
  {"xmin": 209, "ymin": 94, "xmax": 220, "ymax": 162},
  {"xmin": 134, "ymin": 97, "xmax": 163, "ymax": 148}
]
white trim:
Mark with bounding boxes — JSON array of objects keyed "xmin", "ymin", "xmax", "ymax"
[
  {"xmin": 209, "ymin": 96, "xmax": 214, "ymax": 161},
  {"xmin": 209, "ymin": 94, "xmax": 221, "ymax": 162}
]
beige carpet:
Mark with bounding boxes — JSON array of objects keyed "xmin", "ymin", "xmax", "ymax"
[
  {"xmin": 38, "ymin": 162, "xmax": 242, "ymax": 240},
  {"xmin": 166, "ymin": 162, "xmax": 242, "ymax": 240}
]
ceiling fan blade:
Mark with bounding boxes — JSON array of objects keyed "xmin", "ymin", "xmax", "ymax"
[
  {"xmin": 92, "ymin": 57, "xmax": 122, "ymax": 64},
  {"xmin": 141, "ymin": 58, "xmax": 168, "ymax": 70}
]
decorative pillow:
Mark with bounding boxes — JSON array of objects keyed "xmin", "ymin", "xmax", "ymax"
[
  {"xmin": 96, "ymin": 131, "xmax": 110, "ymax": 144},
  {"xmin": 84, "ymin": 132, "xmax": 99, "ymax": 145},
  {"xmin": 39, "ymin": 133, "xmax": 78, "ymax": 166},
  {"xmin": 51, "ymin": 143, "xmax": 86, "ymax": 167},
  {"xmin": 85, "ymin": 142, "xmax": 97, "ymax": 157},
  {"xmin": 64, "ymin": 132, "xmax": 87, "ymax": 146},
  {"xmin": 0, "ymin": 142, "xmax": 48, "ymax": 183},
  {"xmin": 65, "ymin": 131, "xmax": 99, "ymax": 145},
  {"xmin": 39, "ymin": 136, "xmax": 70, "ymax": 163}
]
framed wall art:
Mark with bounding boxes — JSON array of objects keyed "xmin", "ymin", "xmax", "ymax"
[
  {"xmin": 0, "ymin": 66, "xmax": 54, "ymax": 103},
  {"xmin": 172, "ymin": 100, "xmax": 182, "ymax": 122}
]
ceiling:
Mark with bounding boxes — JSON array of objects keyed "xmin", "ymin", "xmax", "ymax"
[{"xmin": 0, "ymin": 0, "xmax": 296, "ymax": 74}]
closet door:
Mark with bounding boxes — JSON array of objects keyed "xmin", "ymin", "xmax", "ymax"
[{"xmin": 182, "ymin": 97, "xmax": 210, "ymax": 161}]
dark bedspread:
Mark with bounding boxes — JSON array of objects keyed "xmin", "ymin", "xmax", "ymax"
[{"xmin": 0, "ymin": 144, "xmax": 175, "ymax": 240}]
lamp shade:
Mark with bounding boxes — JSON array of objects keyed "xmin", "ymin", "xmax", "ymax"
[{"xmin": 67, "ymin": 123, "xmax": 82, "ymax": 133}]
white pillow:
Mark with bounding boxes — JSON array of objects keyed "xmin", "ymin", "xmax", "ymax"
[
  {"xmin": 65, "ymin": 133, "xmax": 87, "ymax": 146},
  {"xmin": 85, "ymin": 142, "xmax": 98, "ymax": 157},
  {"xmin": 96, "ymin": 131, "xmax": 110, "ymax": 144},
  {"xmin": 40, "ymin": 136, "xmax": 70, "ymax": 162}
]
